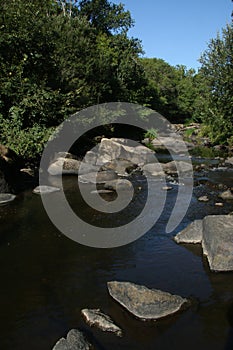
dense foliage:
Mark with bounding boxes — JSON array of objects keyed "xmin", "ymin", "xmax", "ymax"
[
  {"xmin": 197, "ymin": 24, "xmax": 233, "ymax": 145},
  {"xmin": 0, "ymin": 0, "xmax": 232, "ymax": 160},
  {"xmin": 0, "ymin": 0, "xmax": 149, "ymax": 159},
  {"xmin": 140, "ymin": 58, "xmax": 198, "ymax": 122}
]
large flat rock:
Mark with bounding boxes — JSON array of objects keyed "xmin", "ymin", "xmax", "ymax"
[
  {"xmin": 174, "ymin": 220, "xmax": 203, "ymax": 244},
  {"xmin": 107, "ymin": 281, "xmax": 189, "ymax": 321},
  {"xmin": 202, "ymin": 215, "xmax": 233, "ymax": 272}
]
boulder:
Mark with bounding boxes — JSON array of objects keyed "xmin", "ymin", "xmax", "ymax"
[
  {"xmin": 96, "ymin": 138, "xmax": 155, "ymax": 166},
  {"xmin": 81, "ymin": 308, "xmax": 122, "ymax": 336},
  {"xmin": 0, "ymin": 193, "xmax": 16, "ymax": 205},
  {"xmin": 78, "ymin": 170, "xmax": 118, "ymax": 184},
  {"xmin": 52, "ymin": 329, "xmax": 92, "ymax": 350},
  {"xmin": 33, "ymin": 185, "xmax": 60, "ymax": 194},
  {"xmin": 48, "ymin": 158, "xmax": 80, "ymax": 175},
  {"xmin": 174, "ymin": 220, "xmax": 203, "ymax": 244},
  {"xmin": 142, "ymin": 163, "xmax": 164, "ymax": 177},
  {"xmin": 202, "ymin": 215, "xmax": 233, "ymax": 272},
  {"xmin": 107, "ymin": 281, "xmax": 189, "ymax": 321}
]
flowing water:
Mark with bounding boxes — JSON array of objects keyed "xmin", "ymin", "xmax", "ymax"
[{"xmin": 0, "ymin": 163, "xmax": 233, "ymax": 350}]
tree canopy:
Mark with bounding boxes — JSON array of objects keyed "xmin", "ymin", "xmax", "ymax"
[{"xmin": 0, "ymin": 0, "xmax": 232, "ymax": 160}]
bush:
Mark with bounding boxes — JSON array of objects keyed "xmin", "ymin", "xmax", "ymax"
[{"xmin": 0, "ymin": 112, "xmax": 54, "ymax": 163}]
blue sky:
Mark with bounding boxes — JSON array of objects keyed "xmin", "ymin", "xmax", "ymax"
[{"xmin": 114, "ymin": 0, "xmax": 232, "ymax": 70}]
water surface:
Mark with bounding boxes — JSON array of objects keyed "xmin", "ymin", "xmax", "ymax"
[{"xmin": 0, "ymin": 171, "xmax": 233, "ymax": 350}]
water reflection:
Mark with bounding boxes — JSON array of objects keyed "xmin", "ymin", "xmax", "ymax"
[{"xmin": 0, "ymin": 175, "xmax": 233, "ymax": 349}]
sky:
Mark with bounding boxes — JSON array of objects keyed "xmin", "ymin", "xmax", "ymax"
[{"xmin": 114, "ymin": 0, "xmax": 232, "ymax": 70}]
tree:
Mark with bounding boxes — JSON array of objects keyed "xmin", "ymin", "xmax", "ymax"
[
  {"xmin": 141, "ymin": 58, "xmax": 197, "ymax": 122},
  {"xmin": 78, "ymin": 0, "xmax": 133, "ymax": 33},
  {"xmin": 0, "ymin": 0, "xmax": 151, "ymax": 160},
  {"xmin": 198, "ymin": 23, "xmax": 233, "ymax": 144}
]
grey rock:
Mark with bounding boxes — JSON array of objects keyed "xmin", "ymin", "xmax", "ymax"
[
  {"xmin": 202, "ymin": 215, "xmax": 233, "ymax": 272},
  {"xmin": 104, "ymin": 179, "xmax": 132, "ymax": 191},
  {"xmin": 81, "ymin": 308, "xmax": 122, "ymax": 336},
  {"xmin": 107, "ymin": 281, "xmax": 189, "ymax": 321},
  {"xmin": 79, "ymin": 170, "xmax": 118, "ymax": 184},
  {"xmin": 142, "ymin": 163, "xmax": 164, "ymax": 177},
  {"xmin": 162, "ymin": 160, "xmax": 193, "ymax": 175},
  {"xmin": 198, "ymin": 195, "xmax": 209, "ymax": 202},
  {"xmin": 33, "ymin": 185, "xmax": 60, "ymax": 194},
  {"xmin": 215, "ymin": 202, "xmax": 224, "ymax": 207},
  {"xmin": 151, "ymin": 136, "xmax": 194, "ymax": 153},
  {"xmin": 96, "ymin": 138, "xmax": 155, "ymax": 166},
  {"xmin": 78, "ymin": 164, "xmax": 100, "ymax": 175},
  {"xmin": 174, "ymin": 220, "xmax": 203, "ymax": 244},
  {"xmin": 219, "ymin": 189, "xmax": 233, "ymax": 200},
  {"xmin": 52, "ymin": 329, "xmax": 92, "ymax": 350},
  {"xmin": 0, "ymin": 193, "xmax": 16, "ymax": 205},
  {"xmin": 101, "ymin": 159, "xmax": 138, "ymax": 176},
  {"xmin": 83, "ymin": 151, "xmax": 97, "ymax": 165},
  {"xmin": 52, "ymin": 338, "xmax": 68, "ymax": 350},
  {"xmin": 48, "ymin": 158, "xmax": 81, "ymax": 175}
]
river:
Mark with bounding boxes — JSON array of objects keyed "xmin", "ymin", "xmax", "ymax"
[{"xmin": 0, "ymin": 160, "xmax": 233, "ymax": 350}]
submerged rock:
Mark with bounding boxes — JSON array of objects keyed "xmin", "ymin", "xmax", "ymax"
[
  {"xmin": 33, "ymin": 185, "xmax": 60, "ymax": 194},
  {"xmin": 202, "ymin": 215, "xmax": 233, "ymax": 272},
  {"xmin": 174, "ymin": 220, "xmax": 203, "ymax": 244},
  {"xmin": 81, "ymin": 308, "xmax": 122, "ymax": 336},
  {"xmin": 107, "ymin": 281, "xmax": 189, "ymax": 321},
  {"xmin": 0, "ymin": 193, "xmax": 16, "ymax": 205},
  {"xmin": 52, "ymin": 329, "xmax": 92, "ymax": 350}
]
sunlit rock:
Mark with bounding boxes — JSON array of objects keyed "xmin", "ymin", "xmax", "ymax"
[{"xmin": 107, "ymin": 281, "xmax": 189, "ymax": 321}]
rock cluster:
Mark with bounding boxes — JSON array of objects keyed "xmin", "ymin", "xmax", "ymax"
[{"xmin": 174, "ymin": 215, "xmax": 233, "ymax": 272}]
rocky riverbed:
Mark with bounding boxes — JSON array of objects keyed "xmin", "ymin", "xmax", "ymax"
[{"xmin": 1, "ymin": 133, "xmax": 233, "ymax": 350}]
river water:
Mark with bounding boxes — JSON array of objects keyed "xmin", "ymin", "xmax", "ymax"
[{"xmin": 0, "ymin": 161, "xmax": 233, "ymax": 350}]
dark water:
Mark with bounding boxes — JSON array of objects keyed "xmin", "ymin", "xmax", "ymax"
[{"xmin": 0, "ymin": 168, "xmax": 233, "ymax": 350}]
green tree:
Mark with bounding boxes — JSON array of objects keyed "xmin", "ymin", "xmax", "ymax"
[
  {"xmin": 141, "ymin": 58, "xmax": 197, "ymax": 122},
  {"xmin": 198, "ymin": 23, "xmax": 233, "ymax": 144},
  {"xmin": 78, "ymin": 0, "xmax": 133, "ymax": 33},
  {"xmin": 0, "ymin": 0, "xmax": 152, "ymax": 160}
]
